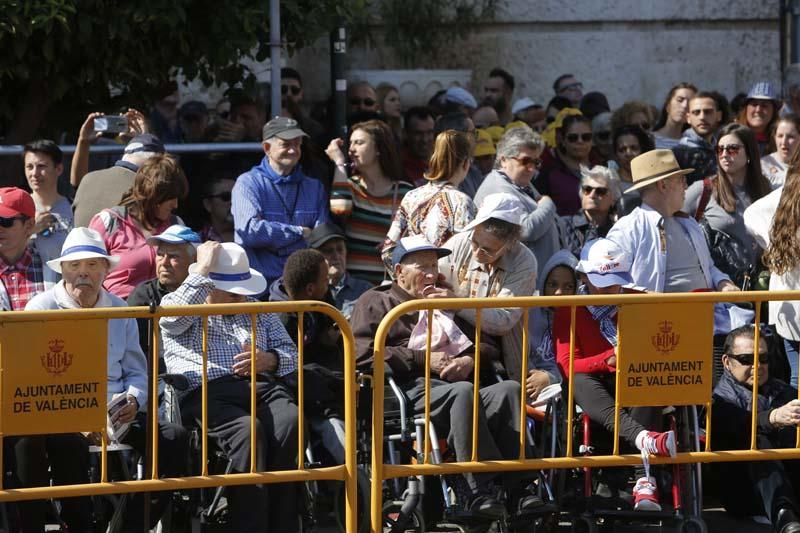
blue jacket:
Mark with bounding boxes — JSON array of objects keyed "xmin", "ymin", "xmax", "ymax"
[{"xmin": 232, "ymin": 157, "xmax": 330, "ymax": 284}]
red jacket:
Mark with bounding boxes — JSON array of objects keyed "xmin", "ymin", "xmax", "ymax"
[{"xmin": 553, "ymin": 306, "xmax": 616, "ymax": 377}]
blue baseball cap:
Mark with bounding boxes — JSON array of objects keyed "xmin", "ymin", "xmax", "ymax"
[
  {"xmin": 444, "ymin": 87, "xmax": 478, "ymax": 110},
  {"xmin": 146, "ymin": 224, "xmax": 202, "ymax": 247},
  {"xmin": 391, "ymin": 235, "xmax": 451, "ymax": 267}
]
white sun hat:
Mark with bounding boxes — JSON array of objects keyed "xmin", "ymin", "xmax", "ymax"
[
  {"xmin": 188, "ymin": 242, "xmax": 266, "ymax": 296},
  {"xmin": 46, "ymin": 227, "xmax": 120, "ymax": 274}
]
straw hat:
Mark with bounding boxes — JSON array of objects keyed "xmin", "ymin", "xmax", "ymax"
[{"xmin": 625, "ymin": 149, "xmax": 693, "ymax": 193}]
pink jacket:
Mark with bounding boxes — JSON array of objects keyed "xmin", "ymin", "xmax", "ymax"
[{"xmin": 89, "ymin": 206, "xmax": 177, "ymax": 299}]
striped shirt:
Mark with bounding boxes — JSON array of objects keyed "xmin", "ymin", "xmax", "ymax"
[
  {"xmin": 159, "ymin": 273, "xmax": 298, "ymax": 392},
  {"xmin": 331, "ymin": 173, "xmax": 413, "ymax": 284}
]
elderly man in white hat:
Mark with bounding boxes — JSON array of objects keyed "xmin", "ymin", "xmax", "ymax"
[
  {"xmin": 437, "ymin": 192, "xmax": 559, "ymax": 400},
  {"xmin": 26, "ymin": 227, "xmax": 189, "ymax": 531},
  {"xmin": 606, "ymin": 149, "xmax": 737, "ymax": 296},
  {"xmin": 159, "ymin": 240, "xmax": 299, "ymax": 532}
]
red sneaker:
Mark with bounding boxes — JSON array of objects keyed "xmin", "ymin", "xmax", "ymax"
[
  {"xmin": 633, "ymin": 476, "xmax": 661, "ymax": 511},
  {"xmin": 637, "ymin": 430, "xmax": 676, "ymax": 457}
]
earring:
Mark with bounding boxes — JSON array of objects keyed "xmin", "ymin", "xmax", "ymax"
[{"xmin": 747, "ymin": 159, "xmax": 750, "ymax": 164}]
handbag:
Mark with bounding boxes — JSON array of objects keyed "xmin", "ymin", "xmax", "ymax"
[{"xmin": 694, "ymin": 178, "xmax": 754, "ymax": 289}]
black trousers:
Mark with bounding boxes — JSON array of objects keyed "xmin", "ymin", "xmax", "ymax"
[
  {"xmin": 3, "ymin": 434, "xmax": 92, "ymax": 532},
  {"xmin": 571, "ymin": 372, "xmax": 662, "ymax": 449},
  {"xmin": 182, "ymin": 376, "xmax": 299, "ymax": 533}
]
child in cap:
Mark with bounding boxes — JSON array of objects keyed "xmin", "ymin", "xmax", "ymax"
[{"xmin": 553, "ymin": 238, "xmax": 676, "ymax": 512}]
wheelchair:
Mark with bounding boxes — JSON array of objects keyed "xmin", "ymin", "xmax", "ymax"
[
  {"xmin": 357, "ymin": 365, "xmax": 563, "ymax": 533},
  {"xmin": 559, "ymin": 402, "xmax": 706, "ymax": 533}
]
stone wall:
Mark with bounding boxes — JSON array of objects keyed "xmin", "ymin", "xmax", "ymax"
[{"xmin": 288, "ymin": 0, "xmax": 782, "ymax": 111}]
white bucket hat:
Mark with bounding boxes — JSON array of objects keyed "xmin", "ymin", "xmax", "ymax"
[
  {"xmin": 463, "ymin": 192, "xmax": 524, "ymax": 231},
  {"xmin": 188, "ymin": 242, "xmax": 266, "ymax": 296},
  {"xmin": 46, "ymin": 227, "xmax": 120, "ymax": 274}
]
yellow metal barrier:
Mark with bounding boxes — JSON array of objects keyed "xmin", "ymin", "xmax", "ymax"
[
  {"xmin": 0, "ymin": 301, "xmax": 357, "ymax": 533},
  {"xmin": 370, "ymin": 289, "xmax": 800, "ymax": 531}
]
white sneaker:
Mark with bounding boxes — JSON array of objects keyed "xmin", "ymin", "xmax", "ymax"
[{"xmin": 633, "ymin": 476, "xmax": 661, "ymax": 512}]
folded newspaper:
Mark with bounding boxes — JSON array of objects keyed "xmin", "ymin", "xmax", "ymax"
[{"xmin": 106, "ymin": 393, "xmax": 132, "ymax": 443}]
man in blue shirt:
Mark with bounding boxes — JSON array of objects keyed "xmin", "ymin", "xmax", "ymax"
[{"xmin": 232, "ymin": 116, "xmax": 330, "ymax": 285}]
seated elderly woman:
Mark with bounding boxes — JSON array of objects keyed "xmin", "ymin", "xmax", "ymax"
[
  {"xmin": 160, "ymin": 241, "xmax": 299, "ymax": 532},
  {"xmin": 554, "ymin": 238, "xmax": 676, "ymax": 512},
  {"xmin": 711, "ymin": 325, "xmax": 800, "ymax": 533},
  {"xmin": 26, "ymin": 227, "xmax": 188, "ymax": 530},
  {"xmin": 558, "ymin": 165, "xmax": 621, "ymax": 257},
  {"xmin": 439, "ymin": 193, "xmax": 559, "ymax": 399}
]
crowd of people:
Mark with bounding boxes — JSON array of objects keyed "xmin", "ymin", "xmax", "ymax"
[{"xmin": 4, "ymin": 66, "xmax": 800, "ymax": 533}]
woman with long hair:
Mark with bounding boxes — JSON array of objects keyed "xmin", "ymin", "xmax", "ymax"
[
  {"xmin": 653, "ymin": 82, "xmax": 697, "ymax": 149},
  {"xmin": 376, "ymin": 83, "xmax": 403, "ymax": 143},
  {"xmin": 89, "ymin": 153, "xmax": 188, "ymax": 298},
  {"xmin": 745, "ymin": 148, "xmax": 800, "ymax": 387},
  {"xmin": 383, "ymin": 130, "xmax": 475, "ymax": 256},
  {"xmin": 761, "ymin": 114, "xmax": 800, "ymax": 189},
  {"xmin": 684, "ymin": 123, "xmax": 771, "ymax": 271},
  {"xmin": 534, "ymin": 114, "xmax": 594, "ymax": 216},
  {"xmin": 327, "ymin": 119, "xmax": 414, "ymax": 284}
]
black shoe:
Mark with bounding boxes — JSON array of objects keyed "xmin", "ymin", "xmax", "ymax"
[
  {"xmin": 468, "ymin": 494, "xmax": 505, "ymax": 519},
  {"xmin": 517, "ymin": 493, "xmax": 545, "ymax": 513},
  {"xmin": 776, "ymin": 508, "xmax": 800, "ymax": 533}
]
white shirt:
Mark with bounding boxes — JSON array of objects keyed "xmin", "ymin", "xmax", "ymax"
[{"xmin": 760, "ymin": 153, "xmax": 787, "ymax": 190}]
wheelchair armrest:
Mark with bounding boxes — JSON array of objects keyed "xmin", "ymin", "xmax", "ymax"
[{"xmin": 160, "ymin": 373, "xmax": 190, "ymax": 391}]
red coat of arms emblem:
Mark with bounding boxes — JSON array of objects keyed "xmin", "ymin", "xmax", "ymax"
[
  {"xmin": 40, "ymin": 339, "xmax": 73, "ymax": 376},
  {"xmin": 651, "ymin": 321, "xmax": 680, "ymax": 355}
]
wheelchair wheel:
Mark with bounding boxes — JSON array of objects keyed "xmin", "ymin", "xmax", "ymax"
[
  {"xmin": 680, "ymin": 516, "xmax": 708, "ymax": 533},
  {"xmin": 382, "ymin": 500, "xmax": 424, "ymax": 533}
]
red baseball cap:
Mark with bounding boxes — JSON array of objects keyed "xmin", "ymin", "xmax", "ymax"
[{"xmin": 0, "ymin": 187, "xmax": 35, "ymax": 219}]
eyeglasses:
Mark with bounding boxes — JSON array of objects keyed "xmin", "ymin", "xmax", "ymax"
[
  {"xmin": 581, "ymin": 185, "xmax": 609, "ymax": 196},
  {"xmin": 510, "ymin": 155, "xmax": 543, "ymax": 169},
  {"xmin": 594, "ymin": 131, "xmax": 611, "ymax": 142},
  {"xmin": 349, "ymin": 97, "xmax": 376, "ymax": 107},
  {"xmin": 565, "ymin": 132, "xmax": 593, "ymax": 143},
  {"xmin": 558, "ymin": 82, "xmax": 583, "ymax": 93},
  {"xmin": 0, "ymin": 216, "xmax": 25, "ymax": 228},
  {"xmin": 281, "ymin": 85, "xmax": 301, "ymax": 96},
  {"xmin": 469, "ymin": 238, "xmax": 506, "ymax": 259},
  {"xmin": 728, "ymin": 352, "xmax": 769, "ymax": 366},
  {"xmin": 716, "ymin": 143, "xmax": 743, "ymax": 156},
  {"xmin": 205, "ymin": 192, "xmax": 232, "ymax": 202}
]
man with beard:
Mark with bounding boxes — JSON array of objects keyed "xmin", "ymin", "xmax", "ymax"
[
  {"xmin": 672, "ymin": 92, "xmax": 722, "ymax": 184},
  {"xmin": 483, "ymin": 68, "xmax": 515, "ymax": 125}
]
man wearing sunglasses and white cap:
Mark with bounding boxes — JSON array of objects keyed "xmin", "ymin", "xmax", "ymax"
[{"xmin": 160, "ymin": 240, "xmax": 299, "ymax": 531}]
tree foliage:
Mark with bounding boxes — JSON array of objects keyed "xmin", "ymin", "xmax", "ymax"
[{"xmin": 0, "ymin": 0, "xmax": 367, "ymax": 142}]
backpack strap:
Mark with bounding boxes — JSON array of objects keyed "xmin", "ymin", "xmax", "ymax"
[{"xmin": 694, "ymin": 178, "xmax": 713, "ymax": 222}]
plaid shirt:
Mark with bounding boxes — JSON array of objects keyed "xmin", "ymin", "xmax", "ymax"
[
  {"xmin": 0, "ymin": 247, "xmax": 48, "ymax": 311},
  {"xmin": 159, "ymin": 273, "xmax": 297, "ymax": 391}
]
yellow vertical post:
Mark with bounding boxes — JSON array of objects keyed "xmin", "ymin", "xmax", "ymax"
[
  {"xmin": 613, "ymin": 308, "xmax": 622, "ymax": 456},
  {"xmin": 750, "ymin": 307, "xmax": 762, "ymax": 451},
  {"xmin": 371, "ymin": 327, "xmax": 387, "ymax": 531},
  {"xmin": 566, "ymin": 306, "xmax": 576, "ymax": 458},
  {"xmin": 296, "ymin": 311, "xmax": 305, "ymax": 471},
  {"xmin": 101, "ymin": 428, "xmax": 108, "ymax": 482},
  {"xmin": 471, "ymin": 310, "xmax": 482, "ymax": 462},
  {"xmin": 250, "ymin": 314, "xmax": 258, "ymax": 473},
  {"xmin": 151, "ymin": 318, "xmax": 160, "ymax": 479},
  {"xmin": 705, "ymin": 402, "xmax": 712, "ymax": 451},
  {"xmin": 201, "ymin": 316, "xmax": 209, "ymax": 476},
  {"xmin": 519, "ymin": 308, "xmax": 530, "ymax": 460},
  {"xmin": 424, "ymin": 309, "xmax": 433, "ymax": 464},
  {"xmin": 339, "ymin": 314, "xmax": 357, "ymax": 533}
]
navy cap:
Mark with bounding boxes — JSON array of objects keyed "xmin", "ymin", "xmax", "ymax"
[
  {"xmin": 307, "ymin": 223, "xmax": 346, "ymax": 249},
  {"xmin": 125, "ymin": 133, "xmax": 165, "ymax": 154}
]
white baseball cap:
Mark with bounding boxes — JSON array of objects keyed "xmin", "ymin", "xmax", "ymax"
[
  {"xmin": 463, "ymin": 193, "xmax": 524, "ymax": 231},
  {"xmin": 576, "ymin": 238, "xmax": 634, "ymax": 288}
]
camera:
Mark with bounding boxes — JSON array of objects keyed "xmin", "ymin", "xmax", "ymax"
[{"xmin": 94, "ymin": 115, "xmax": 129, "ymax": 134}]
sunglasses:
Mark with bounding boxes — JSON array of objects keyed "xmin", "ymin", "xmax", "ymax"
[
  {"xmin": 0, "ymin": 216, "xmax": 25, "ymax": 228},
  {"xmin": 350, "ymin": 97, "xmax": 376, "ymax": 107},
  {"xmin": 594, "ymin": 131, "xmax": 611, "ymax": 142},
  {"xmin": 281, "ymin": 85, "xmax": 301, "ymax": 96},
  {"xmin": 205, "ymin": 192, "xmax": 232, "ymax": 202},
  {"xmin": 581, "ymin": 185, "xmax": 608, "ymax": 196},
  {"xmin": 565, "ymin": 132, "xmax": 593, "ymax": 143},
  {"xmin": 728, "ymin": 352, "xmax": 769, "ymax": 366},
  {"xmin": 510, "ymin": 155, "xmax": 543, "ymax": 169},
  {"xmin": 716, "ymin": 143, "xmax": 743, "ymax": 156}
]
